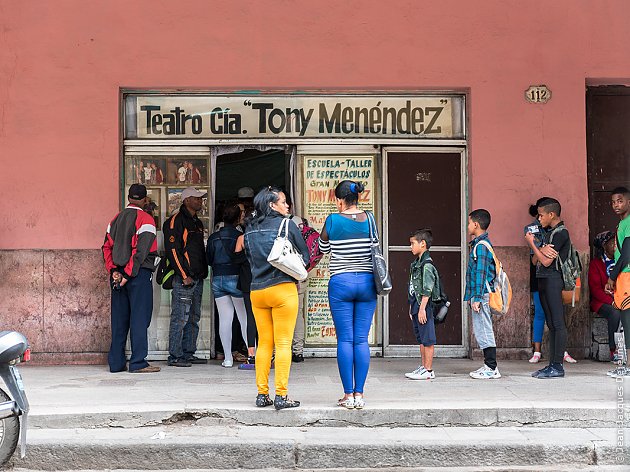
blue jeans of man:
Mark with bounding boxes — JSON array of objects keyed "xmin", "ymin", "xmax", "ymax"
[
  {"xmin": 169, "ymin": 275, "xmax": 204, "ymax": 362},
  {"xmin": 108, "ymin": 268, "xmax": 153, "ymax": 372},
  {"xmin": 328, "ymin": 272, "xmax": 377, "ymax": 394}
]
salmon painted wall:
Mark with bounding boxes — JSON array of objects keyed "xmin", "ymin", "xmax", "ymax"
[{"xmin": 1, "ymin": 0, "xmax": 629, "ymax": 251}]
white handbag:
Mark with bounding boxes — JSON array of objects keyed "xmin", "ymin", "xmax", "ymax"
[{"xmin": 267, "ymin": 218, "xmax": 308, "ymax": 282}]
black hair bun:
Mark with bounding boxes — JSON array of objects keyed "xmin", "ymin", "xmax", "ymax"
[
  {"xmin": 353, "ymin": 182, "xmax": 365, "ymax": 194},
  {"xmin": 528, "ymin": 204, "xmax": 538, "ymax": 218}
]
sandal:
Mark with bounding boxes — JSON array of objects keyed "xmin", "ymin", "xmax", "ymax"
[
  {"xmin": 528, "ymin": 352, "xmax": 541, "ymax": 363},
  {"xmin": 337, "ymin": 397, "xmax": 355, "ymax": 409},
  {"xmin": 353, "ymin": 395, "xmax": 365, "ymax": 409},
  {"xmin": 255, "ymin": 394, "xmax": 273, "ymax": 407}
]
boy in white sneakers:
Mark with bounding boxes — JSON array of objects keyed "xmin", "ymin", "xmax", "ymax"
[
  {"xmin": 405, "ymin": 229, "xmax": 440, "ymax": 380},
  {"xmin": 465, "ymin": 209, "xmax": 501, "ymax": 379}
]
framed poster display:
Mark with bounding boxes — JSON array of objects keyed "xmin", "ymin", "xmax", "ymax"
[
  {"xmin": 167, "ymin": 159, "xmax": 208, "ymax": 186},
  {"xmin": 145, "ymin": 188, "xmax": 161, "ymax": 228},
  {"xmin": 126, "ymin": 157, "xmax": 166, "ymax": 185},
  {"xmin": 167, "ymin": 188, "xmax": 184, "ymax": 216}
]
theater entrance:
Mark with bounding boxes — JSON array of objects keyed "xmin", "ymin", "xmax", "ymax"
[{"xmin": 122, "ymin": 92, "xmax": 468, "ymax": 359}]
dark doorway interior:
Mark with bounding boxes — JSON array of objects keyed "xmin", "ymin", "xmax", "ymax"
[
  {"xmin": 212, "ymin": 148, "xmax": 289, "ymax": 356},
  {"xmin": 586, "ymin": 86, "xmax": 630, "ymax": 253},
  {"xmin": 215, "ymin": 149, "xmax": 288, "ymax": 204}
]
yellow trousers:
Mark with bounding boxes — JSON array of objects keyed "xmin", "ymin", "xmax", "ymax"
[{"xmin": 250, "ymin": 282, "xmax": 298, "ymax": 396}]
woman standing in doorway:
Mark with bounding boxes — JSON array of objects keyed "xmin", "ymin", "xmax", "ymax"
[
  {"xmin": 319, "ymin": 180, "xmax": 377, "ymax": 409},
  {"xmin": 206, "ymin": 203, "xmax": 249, "ymax": 368},
  {"xmin": 243, "ymin": 187, "xmax": 310, "ymax": 410}
]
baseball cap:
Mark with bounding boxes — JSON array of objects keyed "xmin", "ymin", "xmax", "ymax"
[
  {"xmin": 128, "ymin": 184, "xmax": 147, "ymax": 200},
  {"xmin": 237, "ymin": 186, "xmax": 255, "ymax": 198},
  {"xmin": 182, "ymin": 187, "xmax": 207, "ymax": 200}
]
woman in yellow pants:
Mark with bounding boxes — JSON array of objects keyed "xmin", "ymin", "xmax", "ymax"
[{"xmin": 239, "ymin": 187, "xmax": 310, "ymax": 410}]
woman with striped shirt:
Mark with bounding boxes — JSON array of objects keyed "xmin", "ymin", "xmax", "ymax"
[{"xmin": 319, "ymin": 180, "xmax": 377, "ymax": 409}]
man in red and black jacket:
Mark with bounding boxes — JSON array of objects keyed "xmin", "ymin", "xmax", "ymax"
[
  {"xmin": 102, "ymin": 184, "xmax": 160, "ymax": 373},
  {"xmin": 163, "ymin": 187, "xmax": 209, "ymax": 367}
]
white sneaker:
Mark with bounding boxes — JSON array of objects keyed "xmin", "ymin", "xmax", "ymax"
[
  {"xmin": 470, "ymin": 365, "xmax": 501, "ymax": 379},
  {"xmin": 406, "ymin": 367, "xmax": 435, "ymax": 380},
  {"xmin": 222, "ymin": 359, "xmax": 233, "ymax": 368},
  {"xmin": 405, "ymin": 365, "xmax": 425, "ymax": 379},
  {"xmin": 528, "ymin": 352, "xmax": 541, "ymax": 363},
  {"xmin": 609, "ymin": 366, "xmax": 630, "ymax": 378}
]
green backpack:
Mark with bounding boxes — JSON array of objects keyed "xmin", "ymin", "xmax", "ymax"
[{"xmin": 549, "ymin": 225, "xmax": 582, "ymax": 291}]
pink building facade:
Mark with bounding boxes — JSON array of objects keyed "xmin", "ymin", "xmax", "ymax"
[{"xmin": 1, "ymin": 1, "xmax": 629, "ymax": 363}]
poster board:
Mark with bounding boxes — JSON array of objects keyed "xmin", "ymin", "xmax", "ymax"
[{"xmin": 301, "ymin": 154, "xmax": 377, "ymax": 345}]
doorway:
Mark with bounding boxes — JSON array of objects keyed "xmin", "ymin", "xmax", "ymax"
[
  {"xmin": 383, "ymin": 147, "xmax": 467, "ymax": 357},
  {"xmin": 213, "ymin": 148, "xmax": 289, "ymax": 214},
  {"xmin": 586, "ymin": 86, "xmax": 630, "ymax": 249}
]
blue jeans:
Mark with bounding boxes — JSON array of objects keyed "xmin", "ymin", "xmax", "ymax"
[
  {"xmin": 532, "ymin": 291, "xmax": 545, "ymax": 344},
  {"xmin": 328, "ymin": 272, "xmax": 377, "ymax": 394},
  {"xmin": 211, "ymin": 274, "xmax": 243, "ymax": 298},
  {"xmin": 109, "ymin": 268, "xmax": 153, "ymax": 372},
  {"xmin": 168, "ymin": 275, "xmax": 204, "ymax": 361}
]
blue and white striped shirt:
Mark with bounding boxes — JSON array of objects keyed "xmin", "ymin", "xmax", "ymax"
[{"xmin": 319, "ymin": 213, "xmax": 373, "ymax": 276}]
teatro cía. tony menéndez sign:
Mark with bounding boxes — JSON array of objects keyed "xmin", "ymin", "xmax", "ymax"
[{"xmin": 125, "ymin": 94, "xmax": 466, "ymax": 140}]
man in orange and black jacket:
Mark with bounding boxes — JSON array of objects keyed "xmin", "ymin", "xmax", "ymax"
[
  {"xmin": 102, "ymin": 184, "xmax": 160, "ymax": 374},
  {"xmin": 163, "ymin": 187, "xmax": 209, "ymax": 367}
]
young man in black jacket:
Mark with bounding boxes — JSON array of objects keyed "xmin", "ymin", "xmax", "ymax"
[{"xmin": 163, "ymin": 187, "xmax": 209, "ymax": 367}]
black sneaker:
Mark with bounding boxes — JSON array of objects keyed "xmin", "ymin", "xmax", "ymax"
[
  {"xmin": 167, "ymin": 358, "xmax": 192, "ymax": 367},
  {"xmin": 274, "ymin": 395, "xmax": 300, "ymax": 410},
  {"xmin": 537, "ymin": 364, "xmax": 565, "ymax": 379},
  {"xmin": 531, "ymin": 365, "xmax": 552, "ymax": 378},
  {"xmin": 186, "ymin": 356, "xmax": 208, "ymax": 365},
  {"xmin": 256, "ymin": 394, "xmax": 273, "ymax": 407},
  {"xmin": 292, "ymin": 353, "xmax": 304, "ymax": 363}
]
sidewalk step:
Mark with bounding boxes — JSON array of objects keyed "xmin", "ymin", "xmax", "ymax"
[
  {"xmin": 30, "ymin": 404, "xmax": 618, "ymax": 429},
  {"xmin": 8, "ymin": 425, "xmax": 628, "ymax": 470},
  {"xmin": 11, "ymin": 467, "xmax": 630, "ymax": 472}
]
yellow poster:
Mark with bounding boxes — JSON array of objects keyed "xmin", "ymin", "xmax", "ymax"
[{"xmin": 302, "ymin": 155, "xmax": 376, "ymax": 345}]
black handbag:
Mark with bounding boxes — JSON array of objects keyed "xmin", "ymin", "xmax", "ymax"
[{"xmin": 366, "ymin": 211, "xmax": 392, "ymax": 296}]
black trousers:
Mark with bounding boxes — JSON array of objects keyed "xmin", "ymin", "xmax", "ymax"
[
  {"xmin": 597, "ymin": 304, "xmax": 622, "ymax": 350},
  {"xmin": 538, "ymin": 277, "xmax": 567, "ymax": 365},
  {"xmin": 243, "ymin": 292, "xmax": 258, "ymax": 349}
]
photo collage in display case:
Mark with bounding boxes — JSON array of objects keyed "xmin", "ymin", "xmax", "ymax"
[{"xmin": 125, "ymin": 156, "xmax": 210, "ymax": 235}]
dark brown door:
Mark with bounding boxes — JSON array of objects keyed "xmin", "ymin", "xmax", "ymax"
[
  {"xmin": 586, "ymin": 87, "xmax": 630, "ymax": 250},
  {"xmin": 385, "ymin": 149, "xmax": 464, "ymax": 349}
]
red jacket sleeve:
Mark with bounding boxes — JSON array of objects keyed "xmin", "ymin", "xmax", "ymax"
[
  {"xmin": 102, "ymin": 219, "xmax": 117, "ymax": 274},
  {"xmin": 588, "ymin": 258, "xmax": 613, "ymax": 312}
]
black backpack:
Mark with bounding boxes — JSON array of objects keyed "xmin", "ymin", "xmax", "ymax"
[
  {"xmin": 155, "ymin": 256, "xmax": 175, "ymax": 290},
  {"xmin": 419, "ymin": 257, "xmax": 450, "ymax": 324}
]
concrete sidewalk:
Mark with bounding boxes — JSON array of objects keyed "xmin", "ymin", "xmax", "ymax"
[
  {"xmin": 18, "ymin": 358, "xmax": 625, "ymax": 429},
  {"xmin": 6, "ymin": 359, "xmax": 630, "ymax": 470}
]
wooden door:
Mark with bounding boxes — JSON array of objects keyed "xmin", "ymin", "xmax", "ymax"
[
  {"xmin": 586, "ymin": 87, "xmax": 630, "ymax": 249},
  {"xmin": 384, "ymin": 148, "xmax": 466, "ymax": 355}
]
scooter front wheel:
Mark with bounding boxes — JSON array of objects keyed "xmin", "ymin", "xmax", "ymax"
[{"xmin": 0, "ymin": 388, "xmax": 19, "ymax": 467}]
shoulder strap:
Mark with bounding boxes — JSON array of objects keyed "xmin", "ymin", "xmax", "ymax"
[
  {"xmin": 366, "ymin": 211, "xmax": 378, "ymax": 243},
  {"xmin": 473, "ymin": 239, "xmax": 495, "ymax": 259},
  {"xmin": 548, "ymin": 224, "xmax": 566, "ymax": 245},
  {"xmin": 277, "ymin": 217, "xmax": 289, "ymax": 238}
]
